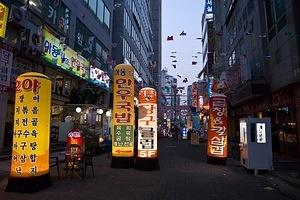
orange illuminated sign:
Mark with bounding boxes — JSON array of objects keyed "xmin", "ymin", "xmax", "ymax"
[
  {"xmin": 112, "ymin": 64, "xmax": 135, "ymax": 157},
  {"xmin": 137, "ymin": 87, "xmax": 157, "ymax": 158},
  {"xmin": 207, "ymin": 94, "xmax": 228, "ymax": 158}
]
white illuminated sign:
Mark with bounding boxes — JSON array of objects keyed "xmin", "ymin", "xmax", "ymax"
[
  {"xmin": 90, "ymin": 67, "xmax": 110, "ymax": 89},
  {"xmin": 240, "ymin": 121, "xmax": 247, "ymax": 144},
  {"xmin": 256, "ymin": 123, "xmax": 266, "ymax": 143}
]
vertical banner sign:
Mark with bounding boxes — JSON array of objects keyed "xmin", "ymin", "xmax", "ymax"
[
  {"xmin": 192, "ymin": 82, "xmax": 198, "ymax": 108},
  {"xmin": 0, "ymin": 42, "xmax": 13, "ymax": 87},
  {"xmin": 112, "ymin": 64, "xmax": 134, "ymax": 157},
  {"xmin": 0, "ymin": 3, "xmax": 8, "ymax": 38},
  {"xmin": 138, "ymin": 87, "xmax": 157, "ymax": 158},
  {"xmin": 207, "ymin": 94, "xmax": 228, "ymax": 158},
  {"xmin": 205, "ymin": 0, "xmax": 213, "ymax": 14},
  {"xmin": 10, "ymin": 72, "xmax": 51, "ymax": 177}
]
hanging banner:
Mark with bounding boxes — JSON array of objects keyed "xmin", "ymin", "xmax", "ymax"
[
  {"xmin": 112, "ymin": 64, "xmax": 135, "ymax": 157},
  {"xmin": 10, "ymin": 72, "xmax": 52, "ymax": 177},
  {"xmin": 0, "ymin": 3, "xmax": 9, "ymax": 38},
  {"xmin": 207, "ymin": 94, "xmax": 228, "ymax": 159},
  {"xmin": 137, "ymin": 87, "xmax": 157, "ymax": 158}
]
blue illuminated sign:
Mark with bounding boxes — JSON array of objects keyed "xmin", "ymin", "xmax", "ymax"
[{"xmin": 205, "ymin": 0, "xmax": 213, "ymax": 14}]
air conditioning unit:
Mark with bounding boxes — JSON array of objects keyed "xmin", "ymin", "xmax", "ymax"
[{"xmin": 8, "ymin": 4, "xmax": 28, "ymax": 28}]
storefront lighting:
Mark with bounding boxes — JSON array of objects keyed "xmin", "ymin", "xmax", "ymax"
[
  {"xmin": 97, "ymin": 109, "xmax": 104, "ymax": 115},
  {"xmin": 106, "ymin": 110, "xmax": 112, "ymax": 117},
  {"xmin": 75, "ymin": 107, "xmax": 81, "ymax": 113}
]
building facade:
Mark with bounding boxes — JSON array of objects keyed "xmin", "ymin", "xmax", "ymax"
[
  {"xmin": 212, "ymin": 0, "xmax": 300, "ymax": 157},
  {"xmin": 0, "ymin": 0, "xmax": 114, "ymax": 151},
  {"xmin": 112, "ymin": 0, "xmax": 155, "ymax": 95}
]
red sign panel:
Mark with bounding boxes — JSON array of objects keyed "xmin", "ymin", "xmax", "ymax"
[{"xmin": 207, "ymin": 94, "xmax": 228, "ymax": 158}]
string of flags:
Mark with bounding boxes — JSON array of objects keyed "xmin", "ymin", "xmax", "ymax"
[{"xmin": 165, "ymin": 31, "xmax": 202, "ymax": 83}]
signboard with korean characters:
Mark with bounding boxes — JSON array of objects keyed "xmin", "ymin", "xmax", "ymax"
[
  {"xmin": 112, "ymin": 64, "xmax": 135, "ymax": 157},
  {"xmin": 0, "ymin": 42, "xmax": 13, "ymax": 87},
  {"xmin": 205, "ymin": 0, "xmax": 213, "ymax": 14},
  {"xmin": 0, "ymin": 2, "xmax": 8, "ymax": 38},
  {"xmin": 42, "ymin": 29, "xmax": 89, "ymax": 79},
  {"xmin": 137, "ymin": 87, "xmax": 157, "ymax": 158},
  {"xmin": 90, "ymin": 67, "xmax": 110, "ymax": 90},
  {"xmin": 207, "ymin": 94, "xmax": 228, "ymax": 159},
  {"xmin": 10, "ymin": 72, "xmax": 51, "ymax": 178}
]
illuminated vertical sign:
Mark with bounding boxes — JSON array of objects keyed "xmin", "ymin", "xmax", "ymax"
[
  {"xmin": 0, "ymin": 3, "xmax": 8, "ymax": 38},
  {"xmin": 10, "ymin": 72, "xmax": 52, "ymax": 177},
  {"xmin": 112, "ymin": 64, "xmax": 135, "ymax": 157},
  {"xmin": 207, "ymin": 94, "xmax": 228, "ymax": 159},
  {"xmin": 138, "ymin": 87, "xmax": 157, "ymax": 158},
  {"xmin": 205, "ymin": 0, "xmax": 213, "ymax": 14}
]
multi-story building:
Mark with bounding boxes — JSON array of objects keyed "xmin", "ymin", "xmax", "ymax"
[
  {"xmin": 198, "ymin": 2, "xmax": 215, "ymax": 79},
  {"xmin": 213, "ymin": 0, "xmax": 300, "ymax": 157},
  {"xmin": 150, "ymin": 0, "xmax": 162, "ymax": 97},
  {"xmin": 0, "ymin": 0, "xmax": 113, "ymax": 151},
  {"xmin": 112, "ymin": 0, "xmax": 155, "ymax": 96}
]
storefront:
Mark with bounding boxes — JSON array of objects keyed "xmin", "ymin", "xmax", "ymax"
[{"xmin": 271, "ymin": 84, "xmax": 299, "ymax": 157}]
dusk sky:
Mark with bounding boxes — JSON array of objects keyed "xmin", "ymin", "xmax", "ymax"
[{"xmin": 162, "ymin": 0, "xmax": 205, "ymax": 94}]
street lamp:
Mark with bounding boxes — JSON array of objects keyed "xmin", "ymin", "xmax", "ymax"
[
  {"xmin": 75, "ymin": 107, "xmax": 81, "ymax": 113},
  {"xmin": 106, "ymin": 110, "xmax": 112, "ymax": 117},
  {"xmin": 97, "ymin": 109, "xmax": 104, "ymax": 115}
]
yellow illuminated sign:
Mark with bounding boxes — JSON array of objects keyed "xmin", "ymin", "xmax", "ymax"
[
  {"xmin": 10, "ymin": 72, "xmax": 52, "ymax": 177},
  {"xmin": 0, "ymin": 3, "xmax": 8, "ymax": 38},
  {"xmin": 112, "ymin": 64, "xmax": 135, "ymax": 157}
]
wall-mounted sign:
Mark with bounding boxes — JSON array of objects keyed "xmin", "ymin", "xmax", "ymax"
[
  {"xmin": 138, "ymin": 87, "xmax": 157, "ymax": 158},
  {"xmin": 42, "ymin": 29, "xmax": 89, "ymax": 79},
  {"xmin": 112, "ymin": 64, "xmax": 135, "ymax": 157},
  {"xmin": 207, "ymin": 94, "xmax": 228, "ymax": 159},
  {"xmin": 90, "ymin": 67, "xmax": 110, "ymax": 89},
  {"xmin": 0, "ymin": 3, "xmax": 8, "ymax": 38},
  {"xmin": 205, "ymin": 0, "xmax": 213, "ymax": 14},
  {"xmin": 0, "ymin": 42, "xmax": 13, "ymax": 87},
  {"xmin": 10, "ymin": 72, "xmax": 51, "ymax": 178}
]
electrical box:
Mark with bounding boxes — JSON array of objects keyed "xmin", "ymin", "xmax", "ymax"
[{"xmin": 239, "ymin": 118, "xmax": 273, "ymax": 171}]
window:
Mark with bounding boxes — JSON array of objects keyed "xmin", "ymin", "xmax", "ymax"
[
  {"xmin": 97, "ymin": 0, "xmax": 104, "ymax": 22},
  {"xmin": 88, "ymin": 0, "xmax": 97, "ymax": 14},
  {"xmin": 265, "ymin": 0, "xmax": 275, "ymax": 29},
  {"xmin": 274, "ymin": 0, "xmax": 285, "ymax": 19},
  {"xmin": 104, "ymin": 7, "xmax": 110, "ymax": 28},
  {"xmin": 96, "ymin": 42, "xmax": 102, "ymax": 60},
  {"xmin": 265, "ymin": 0, "xmax": 286, "ymax": 40}
]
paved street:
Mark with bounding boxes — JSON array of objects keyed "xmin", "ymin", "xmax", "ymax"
[{"xmin": 0, "ymin": 138, "xmax": 299, "ymax": 200}]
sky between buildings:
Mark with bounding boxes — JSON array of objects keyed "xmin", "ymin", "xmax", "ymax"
[{"xmin": 162, "ymin": 0, "xmax": 205, "ymax": 96}]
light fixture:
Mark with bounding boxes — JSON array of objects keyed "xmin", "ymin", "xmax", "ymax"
[
  {"xmin": 75, "ymin": 107, "xmax": 81, "ymax": 113},
  {"xmin": 97, "ymin": 109, "xmax": 104, "ymax": 115},
  {"xmin": 106, "ymin": 110, "xmax": 112, "ymax": 117}
]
